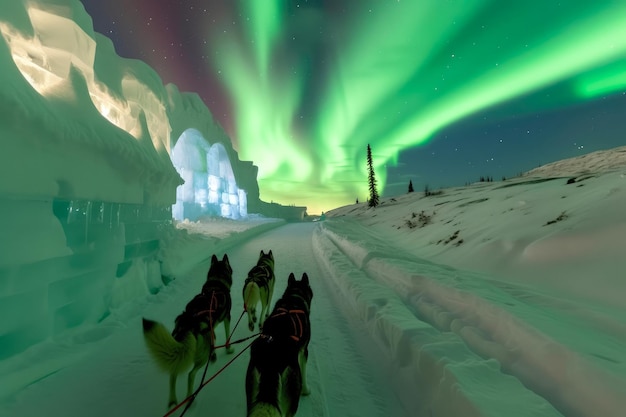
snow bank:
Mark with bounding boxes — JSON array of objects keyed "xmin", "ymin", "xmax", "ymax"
[
  {"xmin": 313, "ymin": 225, "xmax": 560, "ymax": 417},
  {"xmin": 0, "ymin": 215, "xmax": 284, "ymax": 400},
  {"xmin": 315, "ymin": 219, "xmax": 626, "ymax": 417},
  {"xmin": 160, "ymin": 216, "xmax": 286, "ymax": 279}
]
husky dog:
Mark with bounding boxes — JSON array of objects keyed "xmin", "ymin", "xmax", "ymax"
[
  {"xmin": 242, "ymin": 250, "xmax": 276, "ymax": 331},
  {"xmin": 246, "ymin": 272, "xmax": 313, "ymax": 417},
  {"xmin": 142, "ymin": 254, "xmax": 235, "ymax": 409}
]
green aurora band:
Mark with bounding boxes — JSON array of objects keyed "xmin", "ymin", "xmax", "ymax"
[{"xmin": 210, "ymin": 0, "xmax": 626, "ymax": 213}]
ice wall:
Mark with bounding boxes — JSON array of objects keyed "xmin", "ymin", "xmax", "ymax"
[
  {"xmin": 0, "ymin": 0, "xmax": 257, "ymax": 361},
  {"xmin": 171, "ymin": 129, "xmax": 247, "ymax": 221}
]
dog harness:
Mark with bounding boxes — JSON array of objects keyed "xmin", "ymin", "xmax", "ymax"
[
  {"xmin": 193, "ymin": 291, "xmax": 221, "ymax": 319},
  {"xmin": 245, "ymin": 264, "xmax": 272, "ymax": 287},
  {"xmin": 193, "ymin": 289, "xmax": 229, "ymax": 342},
  {"xmin": 267, "ymin": 307, "xmax": 306, "ymax": 342}
]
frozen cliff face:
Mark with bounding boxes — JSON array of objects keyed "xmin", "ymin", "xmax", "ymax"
[
  {"xmin": 0, "ymin": 0, "xmax": 254, "ymax": 210},
  {"xmin": 0, "ymin": 0, "xmax": 256, "ymax": 361},
  {"xmin": 0, "ymin": 1, "xmax": 181, "ymax": 204}
]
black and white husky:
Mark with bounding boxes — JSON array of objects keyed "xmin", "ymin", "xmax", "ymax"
[
  {"xmin": 142, "ymin": 254, "xmax": 235, "ymax": 409},
  {"xmin": 243, "ymin": 250, "xmax": 276, "ymax": 331},
  {"xmin": 246, "ymin": 272, "xmax": 313, "ymax": 417}
]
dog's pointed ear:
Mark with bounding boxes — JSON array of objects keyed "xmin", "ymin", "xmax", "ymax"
[
  {"xmin": 288, "ymin": 272, "xmax": 296, "ymax": 285},
  {"xmin": 301, "ymin": 273, "xmax": 309, "ymax": 285},
  {"xmin": 268, "ymin": 249, "xmax": 273, "ymax": 258},
  {"xmin": 260, "ymin": 249, "xmax": 265, "ymax": 257},
  {"xmin": 211, "ymin": 254, "xmax": 218, "ymax": 265},
  {"xmin": 222, "ymin": 253, "xmax": 230, "ymax": 265}
]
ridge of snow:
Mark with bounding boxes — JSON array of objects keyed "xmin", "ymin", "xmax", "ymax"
[{"xmin": 314, "ymin": 217, "xmax": 626, "ymax": 417}]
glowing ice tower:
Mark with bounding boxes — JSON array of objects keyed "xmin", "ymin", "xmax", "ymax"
[{"xmin": 171, "ymin": 129, "xmax": 247, "ymax": 221}]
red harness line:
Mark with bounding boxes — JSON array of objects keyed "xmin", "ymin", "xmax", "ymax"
[
  {"xmin": 195, "ymin": 291, "xmax": 252, "ymax": 350},
  {"xmin": 162, "ymin": 339, "xmax": 255, "ymax": 417},
  {"xmin": 163, "ymin": 291, "xmax": 260, "ymax": 417},
  {"xmin": 162, "ymin": 306, "xmax": 307, "ymax": 417},
  {"xmin": 193, "ymin": 291, "xmax": 220, "ymax": 345},
  {"xmin": 167, "ymin": 305, "xmax": 255, "ymax": 417},
  {"xmin": 228, "ymin": 290, "xmax": 258, "ymax": 346},
  {"xmin": 270, "ymin": 308, "xmax": 306, "ymax": 342},
  {"xmin": 195, "ymin": 286, "xmax": 255, "ymax": 346}
]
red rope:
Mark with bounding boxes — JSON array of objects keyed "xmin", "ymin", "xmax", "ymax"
[
  {"xmin": 162, "ymin": 289, "xmax": 259, "ymax": 416},
  {"xmin": 225, "ymin": 308, "xmax": 247, "ymax": 348},
  {"xmin": 215, "ymin": 332, "xmax": 260, "ymax": 349},
  {"xmin": 269, "ymin": 308, "xmax": 305, "ymax": 341},
  {"xmin": 162, "ymin": 339, "xmax": 255, "ymax": 417},
  {"xmin": 209, "ymin": 292, "xmax": 217, "ymax": 345},
  {"xmin": 164, "ymin": 302, "xmax": 255, "ymax": 417},
  {"xmin": 226, "ymin": 283, "xmax": 258, "ymax": 348},
  {"xmin": 178, "ymin": 291, "xmax": 219, "ymax": 417}
]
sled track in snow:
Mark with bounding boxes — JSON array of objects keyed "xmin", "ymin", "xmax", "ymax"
[{"xmin": 313, "ymin": 221, "xmax": 626, "ymax": 417}]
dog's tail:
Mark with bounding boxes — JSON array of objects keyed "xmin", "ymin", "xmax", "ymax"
[
  {"xmin": 243, "ymin": 281, "xmax": 261, "ymax": 331},
  {"xmin": 243, "ymin": 280, "xmax": 260, "ymax": 309},
  {"xmin": 142, "ymin": 318, "xmax": 196, "ymax": 375}
]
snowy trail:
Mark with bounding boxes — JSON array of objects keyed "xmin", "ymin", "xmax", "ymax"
[
  {"xmin": 225, "ymin": 222, "xmax": 407, "ymax": 417},
  {"xmin": 5, "ymin": 219, "xmax": 625, "ymax": 417},
  {"xmin": 1, "ymin": 222, "xmax": 405, "ymax": 417},
  {"xmin": 316, "ymin": 218, "xmax": 626, "ymax": 417}
]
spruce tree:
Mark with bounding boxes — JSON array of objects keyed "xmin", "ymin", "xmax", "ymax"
[
  {"xmin": 408, "ymin": 180, "xmax": 414, "ymax": 193},
  {"xmin": 366, "ymin": 144, "xmax": 379, "ymax": 207}
]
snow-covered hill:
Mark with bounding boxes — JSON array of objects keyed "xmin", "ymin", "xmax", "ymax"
[
  {"xmin": 320, "ymin": 146, "xmax": 626, "ymax": 416},
  {"xmin": 327, "ymin": 148, "xmax": 626, "ymax": 309}
]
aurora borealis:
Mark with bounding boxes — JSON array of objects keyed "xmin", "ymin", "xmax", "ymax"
[{"xmin": 81, "ymin": 0, "xmax": 626, "ymax": 214}]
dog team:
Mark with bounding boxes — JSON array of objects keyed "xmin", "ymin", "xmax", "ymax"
[{"xmin": 142, "ymin": 250, "xmax": 313, "ymax": 417}]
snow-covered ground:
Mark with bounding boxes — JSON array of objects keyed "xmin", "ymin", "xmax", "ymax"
[
  {"xmin": 2, "ymin": 147, "xmax": 626, "ymax": 417},
  {"xmin": 321, "ymin": 146, "xmax": 626, "ymax": 416}
]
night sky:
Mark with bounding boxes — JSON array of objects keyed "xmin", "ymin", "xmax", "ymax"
[{"xmin": 79, "ymin": 0, "xmax": 626, "ymax": 213}]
